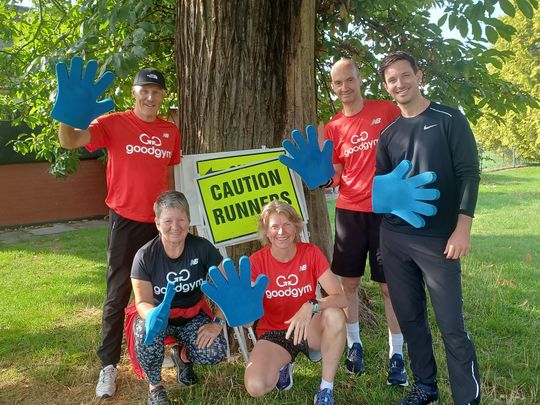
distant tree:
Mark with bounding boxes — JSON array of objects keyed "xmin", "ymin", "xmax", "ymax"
[{"xmin": 473, "ymin": 8, "xmax": 540, "ymax": 161}]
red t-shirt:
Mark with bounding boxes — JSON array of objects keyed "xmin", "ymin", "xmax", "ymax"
[
  {"xmin": 325, "ymin": 99, "xmax": 400, "ymax": 212},
  {"xmin": 250, "ymin": 243, "xmax": 329, "ymax": 336},
  {"xmin": 86, "ymin": 110, "xmax": 181, "ymax": 223}
]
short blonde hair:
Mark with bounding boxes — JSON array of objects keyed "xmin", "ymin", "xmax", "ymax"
[{"xmin": 258, "ymin": 200, "xmax": 303, "ymax": 246}]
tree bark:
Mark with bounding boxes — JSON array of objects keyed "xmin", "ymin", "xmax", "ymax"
[{"xmin": 176, "ymin": 0, "xmax": 332, "ymax": 259}]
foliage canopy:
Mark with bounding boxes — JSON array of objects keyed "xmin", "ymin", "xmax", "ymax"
[
  {"xmin": 0, "ymin": 0, "xmax": 537, "ymax": 176},
  {"xmin": 472, "ymin": 9, "xmax": 540, "ymax": 160}
]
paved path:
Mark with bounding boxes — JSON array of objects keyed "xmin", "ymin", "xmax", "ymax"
[{"xmin": 0, "ymin": 219, "xmax": 108, "ymax": 244}]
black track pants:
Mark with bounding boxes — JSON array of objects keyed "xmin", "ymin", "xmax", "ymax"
[{"xmin": 380, "ymin": 227, "xmax": 481, "ymax": 405}]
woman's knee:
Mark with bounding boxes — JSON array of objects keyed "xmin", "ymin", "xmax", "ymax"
[
  {"xmin": 320, "ymin": 307, "xmax": 346, "ymax": 331},
  {"xmin": 244, "ymin": 374, "xmax": 272, "ymax": 398},
  {"xmin": 189, "ymin": 336, "xmax": 227, "ymax": 365}
]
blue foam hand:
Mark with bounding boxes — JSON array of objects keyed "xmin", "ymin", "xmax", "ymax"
[
  {"xmin": 50, "ymin": 56, "xmax": 115, "ymax": 129},
  {"xmin": 372, "ymin": 160, "xmax": 440, "ymax": 228},
  {"xmin": 201, "ymin": 256, "xmax": 269, "ymax": 327},
  {"xmin": 279, "ymin": 124, "xmax": 335, "ymax": 190},
  {"xmin": 144, "ymin": 281, "xmax": 176, "ymax": 345}
]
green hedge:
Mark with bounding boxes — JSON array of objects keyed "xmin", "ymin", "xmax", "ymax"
[{"xmin": 0, "ymin": 121, "xmax": 101, "ymax": 164}]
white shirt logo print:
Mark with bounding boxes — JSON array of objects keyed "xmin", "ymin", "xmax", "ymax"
[
  {"xmin": 125, "ymin": 132, "xmax": 172, "ymax": 159},
  {"xmin": 276, "ymin": 274, "xmax": 299, "ymax": 287},
  {"xmin": 155, "ymin": 268, "xmax": 203, "ymax": 295},
  {"xmin": 423, "ymin": 124, "xmax": 438, "ymax": 130}
]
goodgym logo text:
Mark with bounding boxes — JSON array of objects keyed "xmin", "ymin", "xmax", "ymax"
[
  {"xmin": 126, "ymin": 133, "xmax": 172, "ymax": 159},
  {"xmin": 265, "ymin": 273, "xmax": 313, "ymax": 299}
]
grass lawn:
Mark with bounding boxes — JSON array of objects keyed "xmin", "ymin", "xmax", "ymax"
[{"xmin": 0, "ymin": 166, "xmax": 538, "ymax": 404}]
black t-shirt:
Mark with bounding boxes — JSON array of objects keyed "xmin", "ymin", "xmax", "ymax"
[
  {"xmin": 131, "ymin": 233, "xmax": 223, "ymax": 308},
  {"xmin": 376, "ymin": 102, "xmax": 480, "ymax": 237}
]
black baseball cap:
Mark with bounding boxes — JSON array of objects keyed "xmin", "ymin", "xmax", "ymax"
[{"xmin": 133, "ymin": 68, "xmax": 166, "ymax": 89}]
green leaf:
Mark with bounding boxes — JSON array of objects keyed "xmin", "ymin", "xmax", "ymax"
[
  {"xmin": 132, "ymin": 27, "xmax": 146, "ymax": 45},
  {"xmin": 498, "ymin": 0, "xmax": 516, "ymax": 17},
  {"xmin": 496, "ymin": 25, "xmax": 515, "ymax": 41},
  {"xmin": 516, "ymin": 0, "xmax": 534, "ymax": 18},
  {"xmin": 448, "ymin": 13, "xmax": 457, "ymax": 30},
  {"xmin": 458, "ymin": 17, "xmax": 469, "ymax": 38},
  {"xmin": 132, "ymin": 45, "xmax": 146, "ymax": 58},
  {"xmin": 490, "ymin": 57, "xmax": 503, "ymax": 69},
  {"xmin": 485, "ymin": 26, "xmax": 499, "ymax": 43},
  {"xmin": 437, "ymin": 13, "xmax": 448, "ymax": 27},
  {"xmin": 471, "ymin": 20, "xmax": 482, "ymax": 39}
]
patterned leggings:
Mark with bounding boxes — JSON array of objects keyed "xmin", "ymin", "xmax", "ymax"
[{"xmin": 134, "ymin": 312, "xmax": 227, "ymax": 384}]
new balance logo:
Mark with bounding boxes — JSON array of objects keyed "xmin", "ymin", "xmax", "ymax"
[
  {"xmin": 190, "ymin": 258, "xmax": 199, "ymax": 266},
  {"xmin": 371, "ymin": 118, "xmax": 382, "ymax": 125},
  {"xmin": 299, "ymin": 264, "xmax": 307, "ymax": 272},
  {"xmin": 423, "ymin": 124, "xmax": 438, "ymax": 130}
]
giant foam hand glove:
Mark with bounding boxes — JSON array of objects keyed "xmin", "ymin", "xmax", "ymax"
[
  {"xmin": 373, "ymin": 160, "xmax": 440, "ymax": 228},
  {"xmin": 279, "ymin": 124, "xmax": 335, "ymax": 190},
  {"xmin": 201, "ymin": 256, "xmax": 269, "ymax": 327},
  {"xmin": 144, "ymin": 281, "xmax": 175, "ymax": 345},
  {"xmin": 50, "ymin": 56, "xmax": 115, "ymax": 129}
]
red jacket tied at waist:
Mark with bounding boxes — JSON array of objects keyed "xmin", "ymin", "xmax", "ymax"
[{"xmin": 124, "ymin": 297, "xmax": 214, "ymax": 379}]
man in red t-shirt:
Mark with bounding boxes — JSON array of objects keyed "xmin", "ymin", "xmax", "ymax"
[
  {"xmin": 322, "ymin": 58, "xmax": 407, "ymax": 386},
  {"xmin": 57, "ymin": 66, "xmax": 180, "ymax": 398}
]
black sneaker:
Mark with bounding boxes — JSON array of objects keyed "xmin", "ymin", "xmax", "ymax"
[
  {"xmin": 387, "ymin": 353, "xmax": 409, "ymax": 386},
  {"xmin": 171, "ymin": 344, "xmax": 197, "ymax": 386},
  {"xmin": 345, "ymin": 342, "xmax": 365, "ymax": 375},
  {"xmin": 148, "ymin": 386, "xmax": 171, "ymax": 405},
  {"xmin": 397, "ymin": 383, "xmax": 439, "ymax": 405}
]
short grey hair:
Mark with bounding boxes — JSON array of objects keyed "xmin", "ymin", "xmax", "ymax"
[{"xmin": 153, "ymin": 191, "xmax": 190, "ymax": 221}]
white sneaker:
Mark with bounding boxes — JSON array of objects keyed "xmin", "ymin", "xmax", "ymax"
[{"xmin": 96, "ymin": 364, "xmax": 117, "ymax": 398}]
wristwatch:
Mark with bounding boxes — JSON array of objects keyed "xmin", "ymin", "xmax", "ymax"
[
  {"xmin": 308, "ymin": 299, "xmax": 319, "ymax": 314},
  {"xmin": 213, "ymin": 316, "xmax": 225, "ymax": 326}
]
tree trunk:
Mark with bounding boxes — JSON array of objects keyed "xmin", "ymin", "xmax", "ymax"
[
  {"xmin": 176, "ymin": 0, "xmax": 331, "ymax": 259},
  {"xmin": 176, "ymin": 0, "xmax": 374, "ymax": 326}
]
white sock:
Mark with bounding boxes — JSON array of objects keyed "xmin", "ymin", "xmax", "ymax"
[
  {"xmin": 320, "ymin": 379, "xmax": 334, "ymax": 391},
  {"xmin": 389, "ymin": 331, "xmax": 404, "ymax": 358},
  {"xmin": 346, "ymin": 322, "xmax": 362, "ymax": 348}
]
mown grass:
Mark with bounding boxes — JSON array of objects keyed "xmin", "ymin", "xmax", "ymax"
[{"xmin": 0, "ymin": 167, "xmax": 538, "ymax": 404}]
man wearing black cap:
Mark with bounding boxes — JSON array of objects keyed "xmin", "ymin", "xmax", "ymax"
[{"xmin": 56, "ymin": 61, "xmax": 181, "ymax": 399}]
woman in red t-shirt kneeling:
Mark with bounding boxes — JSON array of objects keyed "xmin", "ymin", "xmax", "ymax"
[{"xmin": 244, "ymin": 200, "xmax": 347, "ymax": 405}]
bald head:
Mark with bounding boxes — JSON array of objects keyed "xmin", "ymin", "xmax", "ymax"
[
  {"xmin": 330, "ymin": 58, "xmax": 364, "ymax": 112},
  {"xmin": 331, "ymin": 59, "xmax": 361, "ymax": 81}
]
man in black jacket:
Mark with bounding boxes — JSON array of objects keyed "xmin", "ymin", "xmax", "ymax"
[{"xmin": 376, "ymin": 51, "xmax": 481, "ymax": 405}]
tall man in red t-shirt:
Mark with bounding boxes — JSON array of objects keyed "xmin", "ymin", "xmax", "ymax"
[
  {"xmin": 56, "ymin": 64, "xmax": 181, "ymax": 398},
  {"xmin": 323, "ymin": 59, "xmax": 407, "ymax": 386}
]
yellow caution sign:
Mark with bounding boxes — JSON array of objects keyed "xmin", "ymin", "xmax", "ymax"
[{"xmin": 197, "ymin": 157, "xmax": 304, "ymax": 245}]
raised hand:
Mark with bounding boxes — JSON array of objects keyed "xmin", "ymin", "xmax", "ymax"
[
  {"xmin": 201, "ymin": 256, "xmax": 269, "ymax": 327},
  {"xmin": 144, "ymin": 281, "xmax": 175, "ymax": 345},
  {"xmin": 372, "ymin": 160, "xmax": 440, "ymax": 228},
  {"xmin": 279, "ymin": 124, "xmax": 335, "ymax": 190},
  {"xmin": 50, "ymin": 56, "xmax": 115, "ymax": 129}
]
